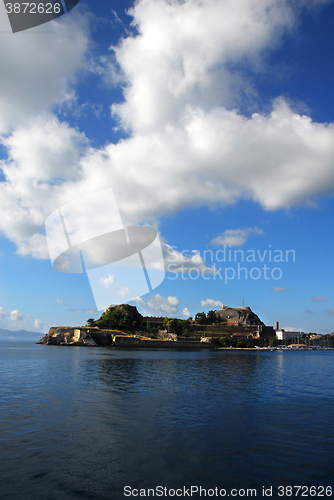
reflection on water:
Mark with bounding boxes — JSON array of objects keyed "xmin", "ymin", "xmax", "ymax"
[{"xmin": 0, "ymin": 344, "xmax": 334, "ymax": 499}]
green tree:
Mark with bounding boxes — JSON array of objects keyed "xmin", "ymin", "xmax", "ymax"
[
  {"xmin": 206, "ymin": 310, "xmax": 217, "ymax": 324},
  {"xmin": 163, "ymin": 318, "xmax": 178, "ymax": 333},
  {"xmin": 236, "ymin": 340, "xmax": 247, "ymax": 348},
  {"xmin": 219, "ymin": 336, "xmax": 230, "ymax": 347},
  {"xmin": 87, "ymin": 318, "xmax": 97, "ymax": 327},
  {"xmin": 146, "ymin": 321, "xmax": 152, "ymax": 333},
  {"xmin": 163, "ymin": 317, "xmax": 169, "ymax": 331},
  {"xmin": 95, "ymin": 306, "xmax": 141, "ymax": 332},
  {"xmin": 169, "ymin": 318, "xmax": 179, "ymax": 333},
  {"xmin": 269, "ymin": 336, "xmax": 277, "ymax": 347},
  {"xmin": 195, "ymin": 312, "xmax": 207, "ymax": 324},
  {"xmin": 180, "ymin": 319, "xmax": 190, "ymax": 334}
]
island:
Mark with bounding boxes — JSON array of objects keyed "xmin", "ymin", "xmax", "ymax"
[
  {"xmin": 38, "ymin": 303, "xmax": 334, "ymax": 349},
  {"xmin": 37, "ymin": 303, "xmax": 280, "ymax": 348}
]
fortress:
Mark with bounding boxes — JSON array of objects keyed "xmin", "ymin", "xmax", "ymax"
[
  {"xmin": 187, "ymin": 304, "xmax": 275, "ymax": 343},
  {"xmin": 38, "ymin": 303, "xmax": 275, "ymax": 347}
]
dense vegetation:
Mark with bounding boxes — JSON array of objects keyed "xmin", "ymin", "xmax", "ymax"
[
  {"xmin": 86, "ymin": 306, "xmax": 256, "ymax": 348},
  {"xmin": 87, "ymin": 305, "xmax": 142, "ymax": 333},
  {"xmin": 194, "ymin": 310, "xmax": 218, "ymax": 325},
  {"xmin": 163, "ymin": 317, "xmax": 190, "ymax": 335},
  {"xmin": 219, "ymin": 337, "xmax": 252, "ymax": 348}
]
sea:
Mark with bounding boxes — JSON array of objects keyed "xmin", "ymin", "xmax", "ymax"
[{"xmin": 0, "ymin": 342, "xmax": 333, "ymax": 500}]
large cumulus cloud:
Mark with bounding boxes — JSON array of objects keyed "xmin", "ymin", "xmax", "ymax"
[{"xmin": 1, "ymin": 0, "xmax": 334, "ymax": 259}]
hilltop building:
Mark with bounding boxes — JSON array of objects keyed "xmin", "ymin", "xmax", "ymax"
[{"xmin": 187, "ymin": 305, "xmax": 275, "ymax": 345}]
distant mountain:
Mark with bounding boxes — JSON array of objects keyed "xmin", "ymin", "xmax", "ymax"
[{"xmin": 0, "ymin": 328, "xmax": 44, "ymax": 341}]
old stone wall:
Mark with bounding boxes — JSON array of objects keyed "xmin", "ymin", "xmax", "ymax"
[{"xmin": 113, "ymin": 336, "xmax": 211, "ymax": 348}]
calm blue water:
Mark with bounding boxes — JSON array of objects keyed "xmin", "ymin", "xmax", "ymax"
[{"xmin": 0, "ymin": 342, "xmax": 333, "ymax": 500}]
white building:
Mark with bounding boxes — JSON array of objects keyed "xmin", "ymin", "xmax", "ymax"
[{"xmin": 276, "ymin": 329, "xmax": 304, "ymax": 341}]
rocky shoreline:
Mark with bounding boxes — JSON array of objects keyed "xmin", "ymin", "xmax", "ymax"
[
  {"xmin": 37, "ymin": 327, "xmax": 110, "ymax": 347},
  {"xmin": 37, "ymin": 327, "xmax": 214, "ymax": 348}
]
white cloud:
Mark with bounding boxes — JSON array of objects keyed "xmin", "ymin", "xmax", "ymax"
[
  {"xmin": 0, "ymin": 116, "xmax": 88, "ymax": 258},
  {"xmin": 116, "ymin": 286, "xmax": 132, "ymax": 297},
  {"xmin": 182, "ymin": 307, "xmax": 191, "ymax": 318},
  {"xmin": 2, "ymin": 0, "xmax": 334, "ymax": 260},
  {"xmin": 0, "ymin": 307, "xmax": 7, "ymax": 320},
  {"xmin": 311, "ymin": 296, "xmax": 326, "ymax": 302},
  {"xmin": 34, "ymin": 319, "xmax": 44, "ymax": 331},
  {"xmin": 0, "ymin": 6, "xmax": 91, "ymax": 257},
  {"xmin": 272, "ymin": 287, "xmax": 288, "ymax": 292},
  {"xmin": 200, "ymin": 299, "xmax": 223, "ymax": 309},
  {"xmin": 282, "ymin": 326, "xmax": 304, "ymax": 332},
  {"xmin": 0, "ymin": 6, "xmax": 90, "ymax": 133},
  {"xmin": 79, "ymin": 100, "xmax": 334, "ymax": 221},
  {"xmin": 133, "ymin": 294, "xmax": 181, "ymax": 317},
  {"xmin": 111, "ymin": 0, "xmax": 295, "ymax": 132},
  {"xmin": 164, "ymin": 244, "xmax": 215, "ymax": 275},
  {"xmin": 0, "ymin": 307, "xmax": 42, "ymax": 331},
  {"xmin": 166, "ymin": 296, "xmax": 180, "ymax": 307},
  {"xmin": 10, "ymin": 309, "xmax": 24, "ymax": 322},
  {"xmin": 99, "ymin": 274, "xmax": 115, "ymax": 289},
  {"xmin": 211, "ymin": 227, "xmax": 264, "ymax": 246}
]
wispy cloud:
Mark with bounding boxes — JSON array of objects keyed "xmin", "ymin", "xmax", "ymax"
[
  {"xmin": 111, "ymin": 9, "xmax": 123, "ymax": 26},
  {"xmin": 68, "ymin": 309, "xmax": 98, "ymax": 313},
  {"xmin": 272, "ymin": 287, "xmax": 288, "ymax": 292},
  {"xmin": 116, "ymin": 286, "xmax": 132, "ymax": 297},
  {"xmin": 210, "ymin": 227, "xmax": 264, "ymax": 247},
  {"xmin": 57, "ymin": 298, "xmax": 70, "ymax": 306},
  {"xmin": 311, "ymin": 296, "xmax": 326, "ymax": 302},
  {"xmin": 282, "ymin": 326, "xmax": 304, "ymax": 333}
]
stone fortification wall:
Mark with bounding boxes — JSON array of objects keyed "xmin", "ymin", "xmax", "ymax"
[
  {"xmin": 190, "ymin": 324, "xmax": 260, "ymax": 332},
  {"xmin": 113, "ymin": 336, "xmax": 211, "ymax": 348},
  {"xmin": 189, "ymin": 324, "xmax": 262, "ymax": 339}
]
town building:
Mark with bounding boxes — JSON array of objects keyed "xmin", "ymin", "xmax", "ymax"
[{"xmin": 276, "ymin": 329, "xmax": 304, "ymax": 341}]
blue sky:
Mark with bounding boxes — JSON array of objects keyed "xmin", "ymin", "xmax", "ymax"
[{"xmin": 1, "ymin": 0, "xmax": 334, "ymax": 337}]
